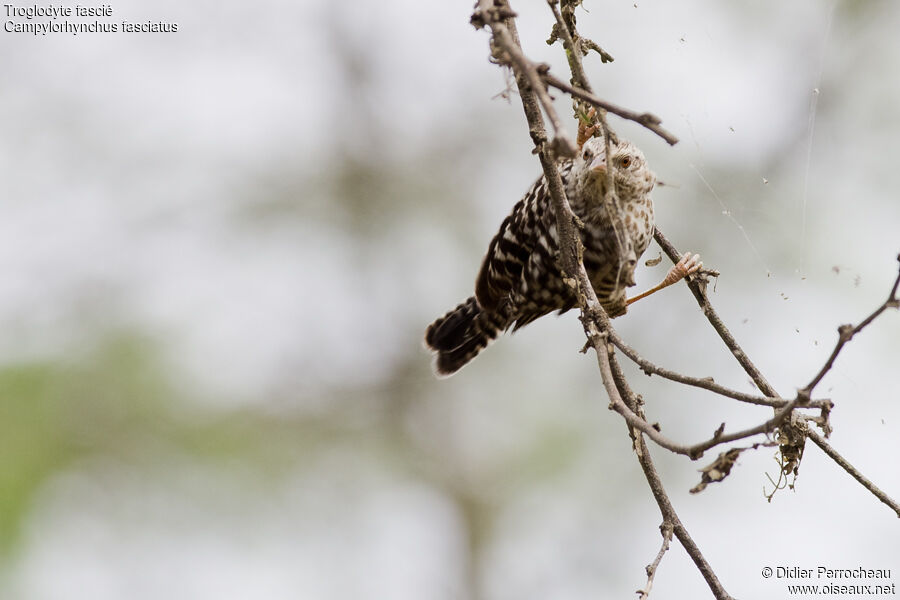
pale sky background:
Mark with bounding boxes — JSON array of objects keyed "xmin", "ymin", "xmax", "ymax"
[{"xmin": 1, "ymin": 1, "xmax": 898, "ymax": 599}]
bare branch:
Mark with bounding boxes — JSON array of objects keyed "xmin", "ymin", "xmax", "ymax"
[
  {"xmin": 637, "ymin": 522, "xmax": 673, "ymax": 600},
  {"xmin": 607, "ymin": 325, "xmax": 832, "ymax": 409},
  {"xmin": 544, "ymin": 73, "xmax": 679, "ymax": 145},
  {"xmin": 653, "ymin": 228, "xmax": 780, "ymax": 398},
  {"xmin": 605, "ymin": 372, "xmax": 803, "ymax": 460},
  {"xmin": 801, "ymin": 255, "xmax": 900, "ymax": 396}
]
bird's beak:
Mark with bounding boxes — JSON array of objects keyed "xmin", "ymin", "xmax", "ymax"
[{"xmin": 589, "ymin": 155, "xmax": 607, "ymax": 174}]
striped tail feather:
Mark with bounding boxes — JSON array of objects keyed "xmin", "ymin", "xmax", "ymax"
[{"xmin": 424, "ymin": 297, "xmax": 510, "ymax": 377}]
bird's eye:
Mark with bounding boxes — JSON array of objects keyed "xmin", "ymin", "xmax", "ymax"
[
  {"xmin": 583, "ymin": 149, "xmax": 592, "ymax": 160},
  {"xmin": 620, "ymin": 156, "xmax": 632, "ymax": 168}
]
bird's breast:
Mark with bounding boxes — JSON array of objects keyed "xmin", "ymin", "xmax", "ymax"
[{"xmin": 623, "ymin": 195, "xmax": 655, "ymax": 257}]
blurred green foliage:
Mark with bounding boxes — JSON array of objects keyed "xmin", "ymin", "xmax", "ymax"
[{"xmin": 0, "ymin": 337, "xmax": 169, "ymax": 553}]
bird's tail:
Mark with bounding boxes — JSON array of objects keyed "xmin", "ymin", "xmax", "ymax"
[{"xmin": 424, "ymin": 297, "xmax": 510, "ymax": 377}]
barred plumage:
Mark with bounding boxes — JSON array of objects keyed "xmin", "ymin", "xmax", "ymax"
[{"xmin": 425, "ymin": 136, "xmax": 657, "ymax": 376}]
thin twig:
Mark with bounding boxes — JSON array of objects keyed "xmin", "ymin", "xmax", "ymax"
[
  {"xmin": 588, "ymin": 301, "xmax": 804, "ymax": 461},
  {"xmin": 653, "ymin": 228, "xmax": 780, "ymax": 398},
  {"xmin": 808, "ymin": 430, "xmax": 900, "ymax": 518},
  {"xmin": 637, "ymin": 522, "xmax": 673, "ymax": 600},
  {"xmin": 544, "ymin": 73, "xmax": 679, "ymax": 145},
  {"xmin": 638, "ymin": 437, "xmax": 734, "ymax": 599},
  {"xmin": 801, "ymin": 255, "xmax": 900, "ymax": 396},
  {"xmin": 606, "ymin": 326, "xmax": 831, "ymax": 409}
]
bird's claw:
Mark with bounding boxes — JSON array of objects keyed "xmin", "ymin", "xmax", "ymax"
[{"xmin": 664, "ymin": 252, "xmax": 703, "ymax": 286}]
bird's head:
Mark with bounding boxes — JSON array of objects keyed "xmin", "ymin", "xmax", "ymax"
[{"xmin": 570, "ymin": 137, "xmax": 656, "ymax": 204}]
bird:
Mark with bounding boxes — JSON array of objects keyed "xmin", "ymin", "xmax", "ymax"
[{"xmin": 424, "ymin": 132, "xmax": 700, "ymax": 377}]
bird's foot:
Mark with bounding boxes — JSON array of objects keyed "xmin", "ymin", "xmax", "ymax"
[
  {"xmin": 625, "ymin": 252, "xmax": 703, "ymax": 306},
  {"xmin": 662, "ymin": 252, "xmax": 703, "ymax": 287}
]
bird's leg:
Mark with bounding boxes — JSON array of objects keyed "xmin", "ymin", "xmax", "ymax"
[
  {"xmin": 577, "ymin": 106, "xmax": 599, "ymax": 149},
  {"xmin": 626, "ymin": 252, "xmax": 703, "ymax": 306}
]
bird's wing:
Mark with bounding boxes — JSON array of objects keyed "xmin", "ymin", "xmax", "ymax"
[{"xmin": 474, "ymin": 175, "xmax": 548, "ymax": 312}]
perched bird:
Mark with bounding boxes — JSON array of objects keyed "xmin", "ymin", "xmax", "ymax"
[{"xmin": 425, "ymin": 134, "xmax": 699, "ymax": 377}]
